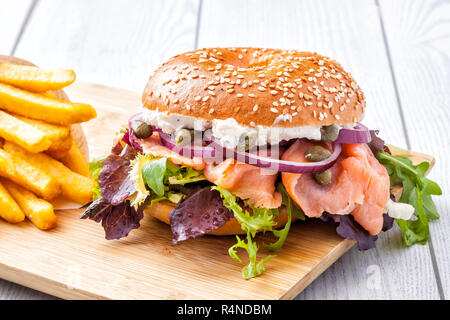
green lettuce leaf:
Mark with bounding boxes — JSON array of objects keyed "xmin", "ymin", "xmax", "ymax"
[
  {"xmin": 377, "ymin": 151, "xmax": 442, "ymax": 246},
  {"xmin": 89, "ymin": 156, "xmax": 106, "ymax": 201},
  {"xmin": 130, "ymin": 155, "xmax": 205, "ymax": 207},
  {"xmin": 142, "ymin": 158, "xmax": 169, "ymax": 197},
  {"xmin": 168, "ymin": 166, "xmax": 205, "ymax": 185}
]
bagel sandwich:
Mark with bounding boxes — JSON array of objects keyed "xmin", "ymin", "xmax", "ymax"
[{"xmin": 82, "ymin": 48, "xmax": 442, "ymax": 279}]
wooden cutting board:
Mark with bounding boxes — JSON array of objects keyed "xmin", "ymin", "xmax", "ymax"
[{"xmin": 0, "ymin": 82, "xmax": 435, "ymax": 300}]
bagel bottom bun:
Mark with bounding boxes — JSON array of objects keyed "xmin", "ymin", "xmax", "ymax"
[
  {"xmin": 0, "ymin": 55, "xmax": 89, "ymax": 160},
  {"xmin": 145, "ymin": 202, "xmax": 293, "ymax": 236}
]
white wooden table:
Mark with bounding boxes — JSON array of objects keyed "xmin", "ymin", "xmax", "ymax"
[{"xmin": 0, "ymin": 0, "xmax": 448, "ymax": 300}]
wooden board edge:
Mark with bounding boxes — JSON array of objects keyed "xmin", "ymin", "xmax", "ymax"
[
  {"xmin": 279, "ymin": 239, "xmax": 355, "ymax": 300},
  {"xmin": 0, "ymin": 262, "xmax": 102, "ymax": 300}
]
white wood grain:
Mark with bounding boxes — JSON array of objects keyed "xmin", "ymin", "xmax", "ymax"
[
  {"xmin": 198, "ymin": 0, "xmax": 440, "ymax": 299},
  {"xmin": 379, "ymin": 0, "xmax": 450, "ymax": 299},
  {"xmin": 14, "ymin": 0, "xmax": 199, "ymax": 92},
  {"xmin": 0, "ymin": 0, "xmax": 49, "ymax": 300},
  {"xmin": 0, "ymin": 0, "xmax": 33, "ymax": 54}
]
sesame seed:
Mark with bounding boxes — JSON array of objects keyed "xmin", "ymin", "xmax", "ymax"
[
  {"xmin": 194, "ymin": 96, "xmax": 202, "ymax": 101},
  {"xmin": 209, "ymin": 108, "xmax": 214, "ymax": 114},
  {"xmin": 253, "ymin": 104, "xmax": 259, "ymax": 112},
  {"xmin": 270, "ymin": 90, "xmax": 278, "ymax": 95},
  {"xmin": 272, "ymin": 102, "xmax": 279, "ymax": 107},
  {"xmin": 258, "ymin": 86, "xmax": 266, "ymax": 92},
  {"xmin": 270, "ymin": 107, "xmax": 279, "ymax": 113},
  {"xmin": 248, "ymin": 93, "xmax": 256, "ymax": 98},
  {"xmin": 237, "ymin": 93, "xmax": 244, "ymax": 98},
  {"xmin": 227, "ymin": 89, "xmax": 235, "ymax": 93},
  {"xmin": 250, "ymin": 121, "xmax": 256, "ymax": 127},
  {"xmin": 202, "ymin": 96, "xmax": 210, "ymax": 102}
]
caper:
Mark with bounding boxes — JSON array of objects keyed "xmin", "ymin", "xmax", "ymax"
[
  {"xmin": 320, "ymin": 124, "xmax": 340, "ymax": 142},
  {"xmin": 131, "ymin": 120, "xmax": 153, "ymax": 139},
  {"xmin": 236, "ymin": 134, "xmax": 256, "ymax": 152},
  {"xmin": 313, "ymin": 169, "xmax": 332, "ymax": 185},
  {"xmin": 175, "ymin": 128, "xmax": 194, "ymax": 146},
  {"xmin": 305, "ymin": 145, "xmax": 331, "ymax": 162}
]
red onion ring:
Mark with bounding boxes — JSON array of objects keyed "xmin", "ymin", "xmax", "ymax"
[
  {"xmin": 158, "ymin": 131, "xmax": 216, "ymax": 159},
  {"xmin": 128, "ymin": 114, "xmax": 343, "ymax": 173},
  {"xmin": 335, "ymin": 123, "xmax": 371, "ymax": 144},
  {"xmin": 207, "ymin": 138, "xmax": 342, "ymax": 174}
]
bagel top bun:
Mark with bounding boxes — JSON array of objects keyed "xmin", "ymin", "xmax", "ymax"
[{"xmin": 142, "ymin": 48, "xmax": 366, "ymax": 128}]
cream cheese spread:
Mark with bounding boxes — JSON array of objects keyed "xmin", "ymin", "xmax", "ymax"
[{"xmin": 142, "ymin": 109, "xmax": 352, "ymax": 148}]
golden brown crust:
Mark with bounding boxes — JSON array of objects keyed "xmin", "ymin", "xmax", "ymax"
[
  {"xmin": 144, "ymin": 201, "xmax": 292, "ymax": 236},
  {"xmin": 143, "ymin": 48, "xmax": 365, "ymax": 128}
]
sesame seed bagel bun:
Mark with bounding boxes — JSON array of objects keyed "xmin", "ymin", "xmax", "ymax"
[
  {"xmin": 143, "ymin": 47, "xmax": 366, "ymax": 127},
  {"xmin": 144, "ymin": 201, "xmax": 292, "ymax": 236}
]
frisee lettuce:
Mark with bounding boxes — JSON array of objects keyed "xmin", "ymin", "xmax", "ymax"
[
  {"xmin": 212, "ymin": 185, "xmax": 277, "ymax": 279},
  {"xmin": 377, "ymin": 151, "xmax": 442, "ymax": 246},
  {"xmin": 263, "ymin": 183, "xmax": 304, "ymax": 251},
  {"xmin": 229, "ymin": 234, "xmax": 276, "ymax": 279}
]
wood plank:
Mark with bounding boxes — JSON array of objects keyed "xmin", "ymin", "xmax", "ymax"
[
  {"xmin": 13, "ymin": 0, "xmax": 199, "ymax": 92},
  {"xmin": 198, "ymin": 0, "xmax": 440, "ymax": 299},
  {"xmin": 2, "ymin": 0, "xmax": 200, "ymax": 300},
  {"xmin": 0, "ymin": 0, "xmax": 33, "ymax": 54},
  {"xmin": 0, "ymin": 81, "xmax": 434, "ymax": 300},
  {"xmin": 379, "ymin": 0, "xmax": 450, "ymax": 299}
]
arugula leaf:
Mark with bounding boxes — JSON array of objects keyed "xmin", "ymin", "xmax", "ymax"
[
  {"xmin": 213, "ymin": 185, "xmax": 277, "ymax": 279},
  {"xmin": 377, "ymin": 151, "xmax": 442, "ymax": 246},
  {"xmin": 88, "ymin": 157, "xmax": 105, "ymax": 201}
]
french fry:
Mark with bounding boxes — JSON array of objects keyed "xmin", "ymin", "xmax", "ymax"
[
  {"xmin": 0, "ymin": 63, "xmax": 75, "ymax": 93},
  {"xmin": 60, "ymin": 138, "xmax": 90, "ymax": 176},
  {"xmin": 1, "ymin": 179, "xmax": 57, "ymax": 230},
  {"xmin": 0, "ymin": 148, "xmax": 60, "ymax": 200},
  {"xmin": 13, "ymin": 114, "xmax": 72, "ymax": 156},
  {"xmin": 0, "ymin": 110, "xmax": 51, "ymax": 153},
  {"xmin": 4, "ymin": 142, "xmax": 94, "ymax": 204},
  {"xmin": 45, "ymin": 136, "xmax": 72, "ymax": 159},
  {"xmin": 0, "ymin": 82, "xmax": 96, "ymax": 125},
  {"xmin": 0, "ymin": 181, "xmax": 25, "ymax": 223}
]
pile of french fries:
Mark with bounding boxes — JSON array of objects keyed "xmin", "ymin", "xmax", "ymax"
[{"xmin": 0, "ymin": 62, "xmax": 97, "ymax": 230}]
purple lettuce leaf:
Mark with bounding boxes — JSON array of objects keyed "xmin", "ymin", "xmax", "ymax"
[
  {"xmin": 320, "ymin": 212, "xmax": 394, "ymax": 250},
  {"xmin": 368, "ymin": 130, "xmax": 391, "ymax": 156},
  {"xmin": 81, "ymin": 198, "xmax": 146, "ymax": 240},
  {"xmin": 101, "ymin": 201, "xmax": 145, "ymax": 240},
  {"xmin": 81, "ymin": 198, "xmax": 112, "ymax": 222},
  {"xmin": 98, "ymin": 145, "xmax": 137, "ymax": 205},
  {"xmin": 169, "ymin": 187, "xmax": 233, "ymax": 244}
]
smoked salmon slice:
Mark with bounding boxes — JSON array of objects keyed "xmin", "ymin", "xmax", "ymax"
[
  {"xmin": 137, "ymin": 134, "xmax": 206, "ymax": 170},
  {"xmin": 204, "ymin": 158, "xmax": 282, "ymax": 209},
  {"xmin": 282, "ymin": 139, "xmax": 390, "ymax": 235}
]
